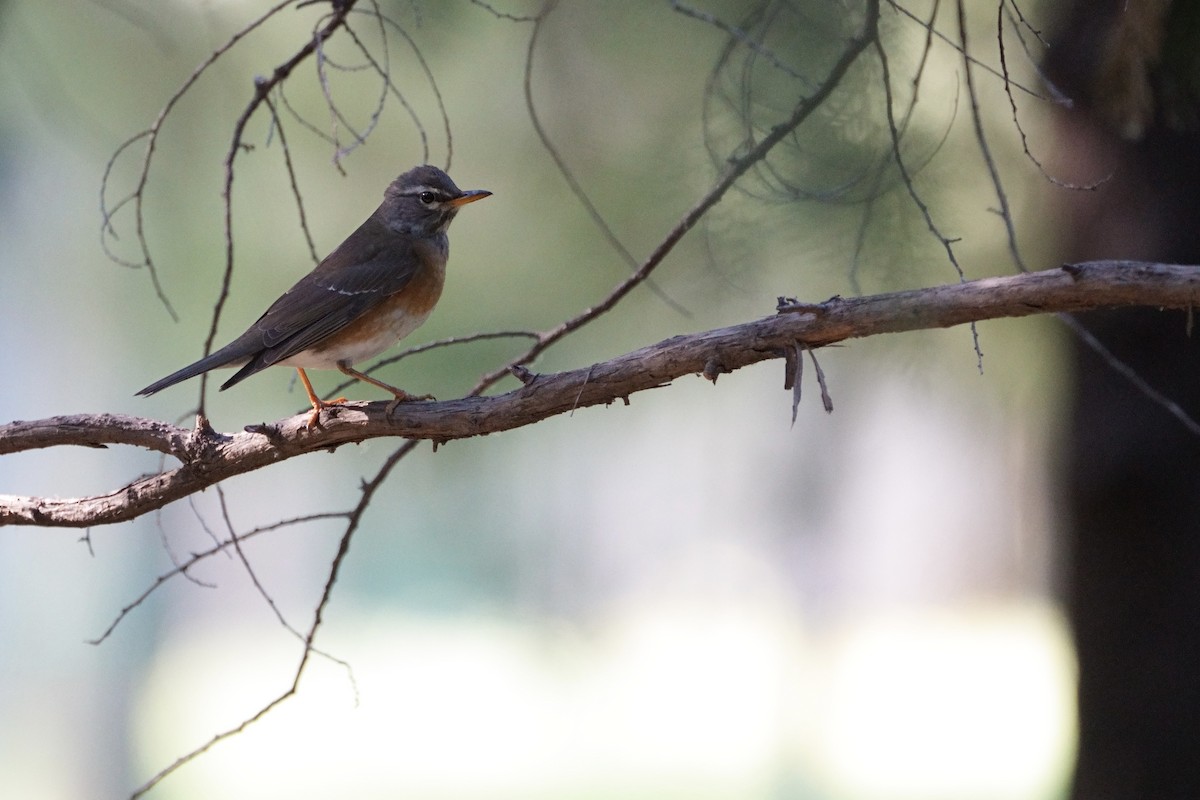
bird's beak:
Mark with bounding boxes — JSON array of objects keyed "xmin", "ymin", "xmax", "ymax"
[{"xmin": 449, "ymin": 189, "xmax": 492, "ymax": 207}]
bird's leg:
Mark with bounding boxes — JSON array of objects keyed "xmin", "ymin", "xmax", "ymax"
[
  {"xmin": 296, "ymin": 367, "xmax": 347, "ymax": 427},
  {"xmin": 336, "ymin": 361, "xmax": 434, "ymax": 418}
]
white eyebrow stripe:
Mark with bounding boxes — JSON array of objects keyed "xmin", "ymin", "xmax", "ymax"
[{"xmin": 400, "ymin": 185, "xmax": 454, "ymax": 200}]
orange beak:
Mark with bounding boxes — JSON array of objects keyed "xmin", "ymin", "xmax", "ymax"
[{"xmin": 449, "ymin": 189, "xmax": 492, "ymax": 207}]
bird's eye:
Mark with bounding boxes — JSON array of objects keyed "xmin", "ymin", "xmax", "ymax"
[{"xmin": 418, "ymin": 191, "xmax": 436, "ymax": 205}]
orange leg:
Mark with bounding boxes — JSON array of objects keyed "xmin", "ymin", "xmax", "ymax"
[
  {"xmin": 337, "ymin": 362, "xmax": 434, "ymax": 418},
  {"xmin": 296, "ymin": 368, "xmax": 347, "ymax": 428}
]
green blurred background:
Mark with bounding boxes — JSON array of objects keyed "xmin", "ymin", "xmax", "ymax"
[{"xmin": 0, "ymin": 1, "xmax": 1076, "ymax": 798}]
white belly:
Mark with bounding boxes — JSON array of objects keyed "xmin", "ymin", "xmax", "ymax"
[{"xmin": 280, "ymin": 308, "xmax": 432, "ymax": 369}]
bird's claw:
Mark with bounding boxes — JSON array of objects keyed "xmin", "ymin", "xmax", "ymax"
[{"xmin": 304, "ymin": 396, "xmax": 348, "ymax": 429}]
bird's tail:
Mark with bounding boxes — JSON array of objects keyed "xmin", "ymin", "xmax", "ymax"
[{"xmin": 135, "ymin": 349, "xmax": 244, "ymax": 396}]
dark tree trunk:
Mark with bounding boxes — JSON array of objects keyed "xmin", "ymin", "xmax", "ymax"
[{"xmin": 1046, "ymin": 4, "xmax": 1200, "ymax": 795}]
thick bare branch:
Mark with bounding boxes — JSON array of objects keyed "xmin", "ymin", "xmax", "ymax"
[{"xmin": 2, "ymin": 260, "xmax": 1198, "ymax": 529}]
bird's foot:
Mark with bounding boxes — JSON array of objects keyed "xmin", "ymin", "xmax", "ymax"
[{"xmin": 305, "ymin": 396, "xmax": 348, "ymax": 428}]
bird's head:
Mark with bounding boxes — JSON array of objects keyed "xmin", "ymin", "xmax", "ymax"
[{"xmin": 381, "ymin": 165, "xmax": 491, "ymax": 237}]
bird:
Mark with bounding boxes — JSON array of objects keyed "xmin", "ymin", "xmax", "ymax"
[{"xmin": 136, "ymin": 164, "xmax": 491, "ymax": 426}]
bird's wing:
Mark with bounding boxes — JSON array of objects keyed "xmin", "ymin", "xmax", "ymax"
[
  {"xmin": 251, "ymin": 218, "xmax": 429, "ymax": 361},
  {"xmin": 212, "ymin": 217, "xmax": 432, "ymax": 391},
  {"xmin": 259, "ymin": 256, "xmax": 418, "ymax": 361}
]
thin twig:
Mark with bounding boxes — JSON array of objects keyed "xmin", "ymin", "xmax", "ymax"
[
  {"xmin": 470, "ymin": 0, "xmax": 883, "ymax": 397},
  {"xmin": 264, "ymin": 94, "xmax": 320, "ymax": 263},
  {"xmin": 873, "ymin": 33, "xmax": 983, "ymax": 369},
  {"xmin": 99, "ymin": 0, "xmax": 298, "ymax": 322},
  {"xmin": 520, "ymin": 1, "xmax": 689, "ymax": 316},
  {"xmin": 88, "ymin": 513, "xmax": 347, "ymax": 645},
  {"xmin": 128, "ymin": 440, "xmax": 418, "ymax": 798},
  {"xmin": 996, "ymin": 2, "xmax": 1110, "ymax": 191}
]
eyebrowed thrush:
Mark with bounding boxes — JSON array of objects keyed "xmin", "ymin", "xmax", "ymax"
[{"xmin": 136, "ymin": 164, "xmax": 491, "ymax": 425}]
